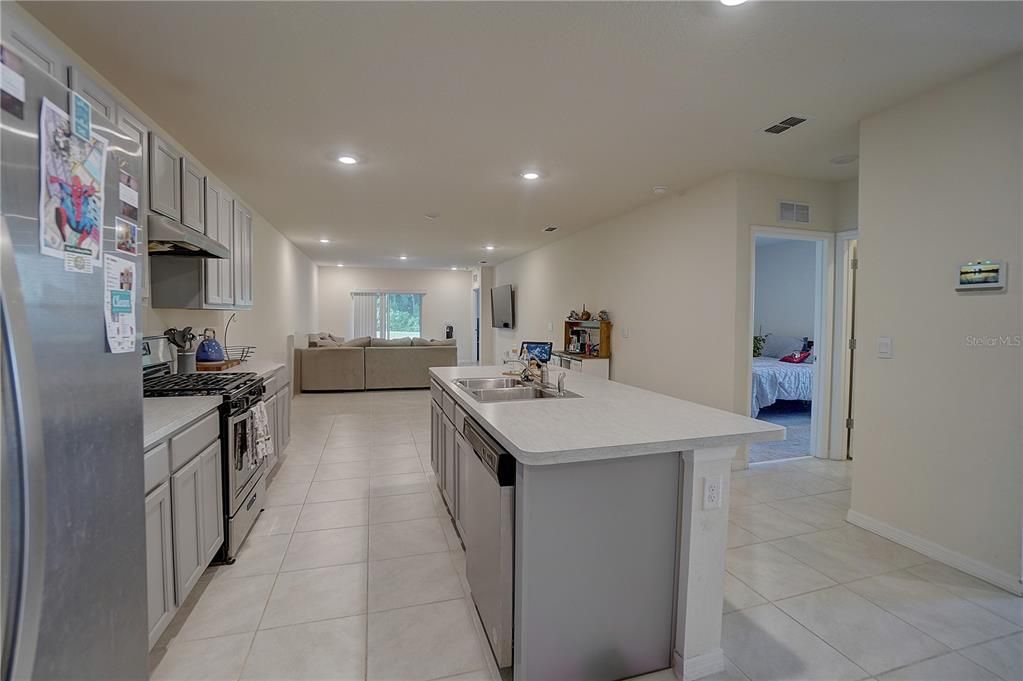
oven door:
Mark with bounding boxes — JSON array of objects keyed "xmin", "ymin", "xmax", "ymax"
[{"xmin": 227, "ymin": 408, "xmax": 263, "ymax": 515}]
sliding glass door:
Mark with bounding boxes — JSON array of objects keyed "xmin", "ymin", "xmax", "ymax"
[{"xmin": 352, "ymin": 291, "xmax": 423, "ymax": 339}]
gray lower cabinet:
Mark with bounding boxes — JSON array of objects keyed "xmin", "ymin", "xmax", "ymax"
[
  {"xmin": 265, "ymin": 391, "xmax": 279, "ymax": 472},
  {"xmin": 149, "ymin": 132, "xmax": 182, "ymax": 221},
  {"xmin": 144, "ymin": 481, "xmax": 175, "ymax": 649},
  {"xmin": 453, "ymin": 430, "xmax": 472, "ymax": 537},
  {"xmin": 198, "ymin": 442, "xmax": 224, "ymax": 565},
  {"xmin": 171, "ymin": 453, "xmax": 205, "ymax": 602},
  {"xmin": 430, "ymin": 400, "xmax": 442, "ymax": 477},
  {"xmin": 441, "ymin": 412, "xmax": 456, "ymax": 512}
]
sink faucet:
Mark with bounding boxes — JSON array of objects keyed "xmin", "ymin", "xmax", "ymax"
[{"xmin": 556, "ymin": 371, "xmax": 566, "ymax": 396}]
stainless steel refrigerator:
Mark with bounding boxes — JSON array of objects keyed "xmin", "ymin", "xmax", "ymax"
[{"xmin": 1, "ymin": 49, "xmax": 148, "ymax": 680}]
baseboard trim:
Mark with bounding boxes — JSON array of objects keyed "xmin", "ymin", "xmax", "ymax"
[
  {"xmin": 672, "ymin": 648, "xmax": 724, "ymax": 681},
  {"xmin": 846, "ymin": 509, "xmax": 1022, "ymax": 596}
]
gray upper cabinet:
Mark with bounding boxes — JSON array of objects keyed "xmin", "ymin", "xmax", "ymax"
[
  {"xmin": 1, "ymin": 14, "xmax": 69, "ymax": 83},
  {"xmin": 116, "ymin": 107, "xmax": 149, "ymax": 299},
  {"xmin": 149, "ymin": 132, "xmax": 182, "ymax": 221},
  {"xmin": 68, "ymin": 65, "xmax": 117, "ymax": 121},
  {"xmin": 180, "ymin": 157, "xmax": 206, "ymax": 233},
  {"xmin": 204, "ymin": 178, "xmax": 234, "ymax": 306},
  {"xmin": 233, "ymin": 200, "xmax": 253, "ymax": 308}
]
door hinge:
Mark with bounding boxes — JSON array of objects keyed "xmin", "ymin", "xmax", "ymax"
[
  {"xmin": 846, "ymin": 417, "xmax": 854, "ymax": 429},
  {"xmin": 849, "ymin": 338, "xmax": 857, "ymax": 350},
  {"xmin": 851, "ymin": 257, "xmax": 859, "ymax": 270}
]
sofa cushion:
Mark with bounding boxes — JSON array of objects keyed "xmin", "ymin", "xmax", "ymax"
[
  {"xmin": 412, "ymin": 337, "xmax": 456, "ymax": 347},
  {"xmin": 344, "ymin": 336, "xmax": 372, "ymax": 347},
  {"xmin": 308, "ymin": 331, "xmax": 343, "ymax": 348},
  {"xmin": 365, "ymin": 345, "xmax": 458, "ymax": 389},
  {"xmin": 370, "ymin": 337, "xmax": 412, "ymax": 347}
]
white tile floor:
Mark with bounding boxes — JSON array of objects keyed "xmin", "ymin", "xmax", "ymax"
[{"xmin": 151, "ymin": 391, "xmax": 1023, "ymax": 681}]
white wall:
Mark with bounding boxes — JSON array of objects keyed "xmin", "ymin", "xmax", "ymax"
[
  {"xmin": 754, "ymin": 239, "xmax": 817, "ymax": 340},
  {"xmin": 491, "ymin": 172, "xmax": 743, "ymax": 411},
  {"xmin": 837, "ymin": 178, "xmax": 859, "ymax": 231},
  {"xmin": 852, "ymin": 54, "xmax": 1023, "ymax": 590},
  {"xmin": 317, "ymin": 267, "xmax": 474, "ymax": 363},
  {"xmin": 6, "ymin": 3, "xmax": 320, "ymax": 364}
]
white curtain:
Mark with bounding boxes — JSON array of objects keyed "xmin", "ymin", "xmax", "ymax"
[{"xmin": 352, "ymin": 292, "xmax": 379, "ymax": 338}]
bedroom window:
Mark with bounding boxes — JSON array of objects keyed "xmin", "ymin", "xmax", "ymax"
[{"xmin": 352, "ymin": 291, "xmax": 423, "ymax": 339}]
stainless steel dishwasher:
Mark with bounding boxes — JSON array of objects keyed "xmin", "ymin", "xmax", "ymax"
[{"xmin": 461, "ymin": 418, "xmax": 515, "ymax": 668}]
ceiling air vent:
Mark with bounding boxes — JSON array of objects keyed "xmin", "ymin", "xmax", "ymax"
[
  {"xmin": 779, "ymin": 201, "xmax": 811, "ymax": 224},
  {"xmin": 542, "ymin": 225, "xmax": 559, "ymax": 233},
  {"xmin": 764, "ymin": 116, "xmax": 807, "ymax": 134}
]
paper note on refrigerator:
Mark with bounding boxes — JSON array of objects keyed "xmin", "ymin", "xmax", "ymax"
[{"xmin": 103, "ymin": 254, "xmax": 136, "ymax": 353}]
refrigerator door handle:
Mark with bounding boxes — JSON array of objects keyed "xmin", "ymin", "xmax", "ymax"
[{"xmin": 0, "ymin": 216, "xmax": 46, "ymax": 681}]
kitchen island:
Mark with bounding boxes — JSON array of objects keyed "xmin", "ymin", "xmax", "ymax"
[{"xmin": 429, "ymin": 365, "xmax": 783, "ymax": 681}]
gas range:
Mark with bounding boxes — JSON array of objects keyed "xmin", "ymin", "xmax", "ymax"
[{"xmin": 143, "ymin": 371, "xmax": 259, "ymax": 398}]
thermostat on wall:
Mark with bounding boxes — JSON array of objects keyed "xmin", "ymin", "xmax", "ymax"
[{"xmin": 956, "ymin": 260, "xmax": 1005, "ymax": 291}]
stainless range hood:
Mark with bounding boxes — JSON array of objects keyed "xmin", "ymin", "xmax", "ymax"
[{"xmin": 147, "ymin": 213, "xmax": 228, "ymax": 259}]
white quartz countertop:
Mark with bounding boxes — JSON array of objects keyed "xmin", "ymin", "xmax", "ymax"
[
  {"xmin": 220, "ymin": 360, "xmax": 285, "ymax": 379},
  {"xmin": 430, "ymin": 365, "xmax": 784, "ymax": 465},
  {"xmin": 143, "ymin": 396, "xmax": 222, "ymax": 450}
]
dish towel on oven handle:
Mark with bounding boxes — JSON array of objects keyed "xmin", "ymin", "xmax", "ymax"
[{"xmin": 250, "ymin": 401, "xmax": 274, "ymax": 469}]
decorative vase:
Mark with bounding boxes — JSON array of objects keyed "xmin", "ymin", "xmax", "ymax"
[{"xmin": 579, "ymin": 305, "xmax": 591, "ymax": 321}]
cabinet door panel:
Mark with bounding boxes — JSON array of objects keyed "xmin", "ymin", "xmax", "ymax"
[
  {"xmin": 171, "ymin": 454, "xmax": 203, "ymax": 604},
  {"xmin": 203, "ymin": 179, "xmax": 223, "ymax": 305},
  {"xmin": 442, "ymin": 415, "xmax": 455, "ymax": 511},
  {"xmin": 232, "ymin": 201, "xmax": 253, "ymax": 308},
  {"xmin": 199, "ymin": 442, "xmax": 224, "ymax": 564},
  {"xmin": 145, "ymin": 482, "xmax": 175, "ymax": 649},
  {"xmin": 217, "ymin": 186, "xmax": 235, "ymax": 305},
  {"xmin": 181, "ymin": 157, "xmax": 205, "ymax": 232},
  {"xmin": 68, "ymin": 66, "xmax": 117, "ymax": 120},
  {"xmin": 116, "ymin": 108, "xmax": 149, "ymax": 300},
  {"xmin": 265, "ymin": 393, "xmax": 278, "ymax": 471},
  {"xmin": 280, "ymin": 390, "xmax": 291, "ymax": 451},
  {"xmin": 2, "ymin": 19, "xmax": 68, "ymax": 82},
  {"xmin": 149, "ymin": 133, "xmax": 182, "ymax": 220}
]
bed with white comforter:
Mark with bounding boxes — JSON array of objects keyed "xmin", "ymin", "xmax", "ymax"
[{"xmin": 751, "ymin": 357, "xmax": 813, "ymax": 417}]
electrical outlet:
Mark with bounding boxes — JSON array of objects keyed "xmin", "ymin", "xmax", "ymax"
[
  {"xmin": 623, "ymin": 327, "xmax": 631, "ymax": 339},
  {"xmin": 547, "ymin": 321, "xmax": 553, "ymax": 332},
  {"xmin": 703, "ymin": 475, "xmax": 723, "ymax": 510}
]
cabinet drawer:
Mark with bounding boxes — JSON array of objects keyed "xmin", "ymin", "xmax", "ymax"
[
  {"xmin": 442, "ymin": 391, "xmax": 455, "ymax": 422},
  {"xmin": 144, "ymin": 442, "xmax": 170, "ymax": 494},
  {"xmin": 430, "ymin": 379, "xmax": 443, "ymax": 406},
  {"xmin": 170, "ymin": 411, "xmax": 219, "ymax": 471}
]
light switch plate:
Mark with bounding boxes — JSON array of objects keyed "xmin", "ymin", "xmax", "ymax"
[
  {"xmin": 547, "ymin": 321, "xmax": 553, "ymax": 331},
  {"xmin": 877, "ymin": 336, "xmax": 893, "ymax": 359}
]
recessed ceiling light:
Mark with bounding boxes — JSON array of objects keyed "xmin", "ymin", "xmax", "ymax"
[
  {"xmin": 520, "ymin": 171, "xmax": 541, "ymax": 181},
  {"xmin": 720, "ymin": 0, "xmax": 748, "ymax": 6},
  {"xmin": 450, "ymin": 266, "xmax": 458, "ymax": 271},
  {"xmin": 484, "ymin": 245, "xmax": 496, "ymax": 251},
  {"xmin": 652, "ymin": 186, "xmax": 668, "ymax": 195},
  {"xmin": 399, "ymin": 255, "xmax": 408, "ymax": 260},
  {"xmin": 830, "ymin": 154, "xmax": 859, "ymax": 166},
  {"xmin": 336, "ymin": 263, "xmax": 344, "ymax": 267},
  {"xmin": 424, "ymin": 213, "xmax": 439, "ymax": 221},
  {"xmin": 542, "ymin": 225, "xmax": 559, "ymax": 233},
  {"xmin": 319, "ymin": 239, "xmax": 330, "ymax": 243},
  {"xmin": 337, "ymin": 155, "xmax": 359, "ymax": 165}
]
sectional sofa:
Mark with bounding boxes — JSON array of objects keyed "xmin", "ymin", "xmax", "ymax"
[{"xmin": 295, "ymin": 336, "xmax": 457, "ymax": 391}]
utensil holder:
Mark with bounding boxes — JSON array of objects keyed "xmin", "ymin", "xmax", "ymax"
[{"xmin": 177, "ymin": 350, "xmax": 197, "ymax": 374}]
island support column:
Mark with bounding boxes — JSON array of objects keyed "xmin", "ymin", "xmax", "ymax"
[{"xmin": 673, "ymin": 447, "xmax": 735, "ymax": 680}]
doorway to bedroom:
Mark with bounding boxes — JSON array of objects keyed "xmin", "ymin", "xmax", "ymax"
[{"xmin": 749, "ymin": 230, "xmax": 833, "ymax": 463}]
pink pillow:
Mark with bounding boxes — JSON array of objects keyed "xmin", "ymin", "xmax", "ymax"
[{"xmin": 780, "ymin": 351, "xmax": 811, "ymax": 364}]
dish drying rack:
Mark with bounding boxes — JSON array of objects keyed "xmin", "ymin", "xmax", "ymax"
[{"xmin": 225, "ymin": 346, "xmax": 255, "ymax": 362}]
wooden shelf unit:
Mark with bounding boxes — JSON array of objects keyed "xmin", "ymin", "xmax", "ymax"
[{"xmin": 563, "ymin": 319, "xmax": 612, "ymax": 359}]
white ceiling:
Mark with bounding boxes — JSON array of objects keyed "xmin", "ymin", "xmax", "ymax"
[{"xmin": 25, "ymin": 1, "xmax": 1023, "ymax": 268}]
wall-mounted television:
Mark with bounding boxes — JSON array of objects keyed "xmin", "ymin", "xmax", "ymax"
[{"xmin": 491, "ymin": 284, "xmax": 515, "ymax": 329}]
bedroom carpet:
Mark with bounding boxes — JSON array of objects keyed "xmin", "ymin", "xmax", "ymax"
[{"xmin": 750, "ymin": 401, "xmax": 812, "ymax": 462}]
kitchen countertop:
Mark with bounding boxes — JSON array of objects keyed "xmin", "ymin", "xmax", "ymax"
[
  {"xmin": 221, "ymin": 359, "xmax": 285, "ymax": 379},
  {"xmin": 143, "ymin": 396, "xmax": 222, "ymax": 450},
  {"xmin": 430, "ymin": 364, "xmax": 784, "ymax": 465}
]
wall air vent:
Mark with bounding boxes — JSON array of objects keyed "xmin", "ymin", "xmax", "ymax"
[
  {"xmin": 764, "ymin": 116, "xmax": 807, "ymax": 134},
  {"xmin": 779, "ymin": 201, "xmax": 811, "ymax": 224}
]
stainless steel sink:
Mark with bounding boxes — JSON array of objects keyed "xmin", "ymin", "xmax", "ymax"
[
  {"xmin": 454, "ymin": 377, "xmax": 581, "ymax": 403},
  {"xmin": 455, "ymin": 377, "xmax": 523, "ymax": 391}
]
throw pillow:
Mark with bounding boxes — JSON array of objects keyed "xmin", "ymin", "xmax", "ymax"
[
  {"xmin": 343, "ymin": 336, "xmax": 371, "ymax": 347},
  {"xmin": 779, "ymin": 351, "xmax": 811, "ymax": 364},
  {"xmin": 411, "ymin": 337, "xmax": 432, "ymax": 346}
]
